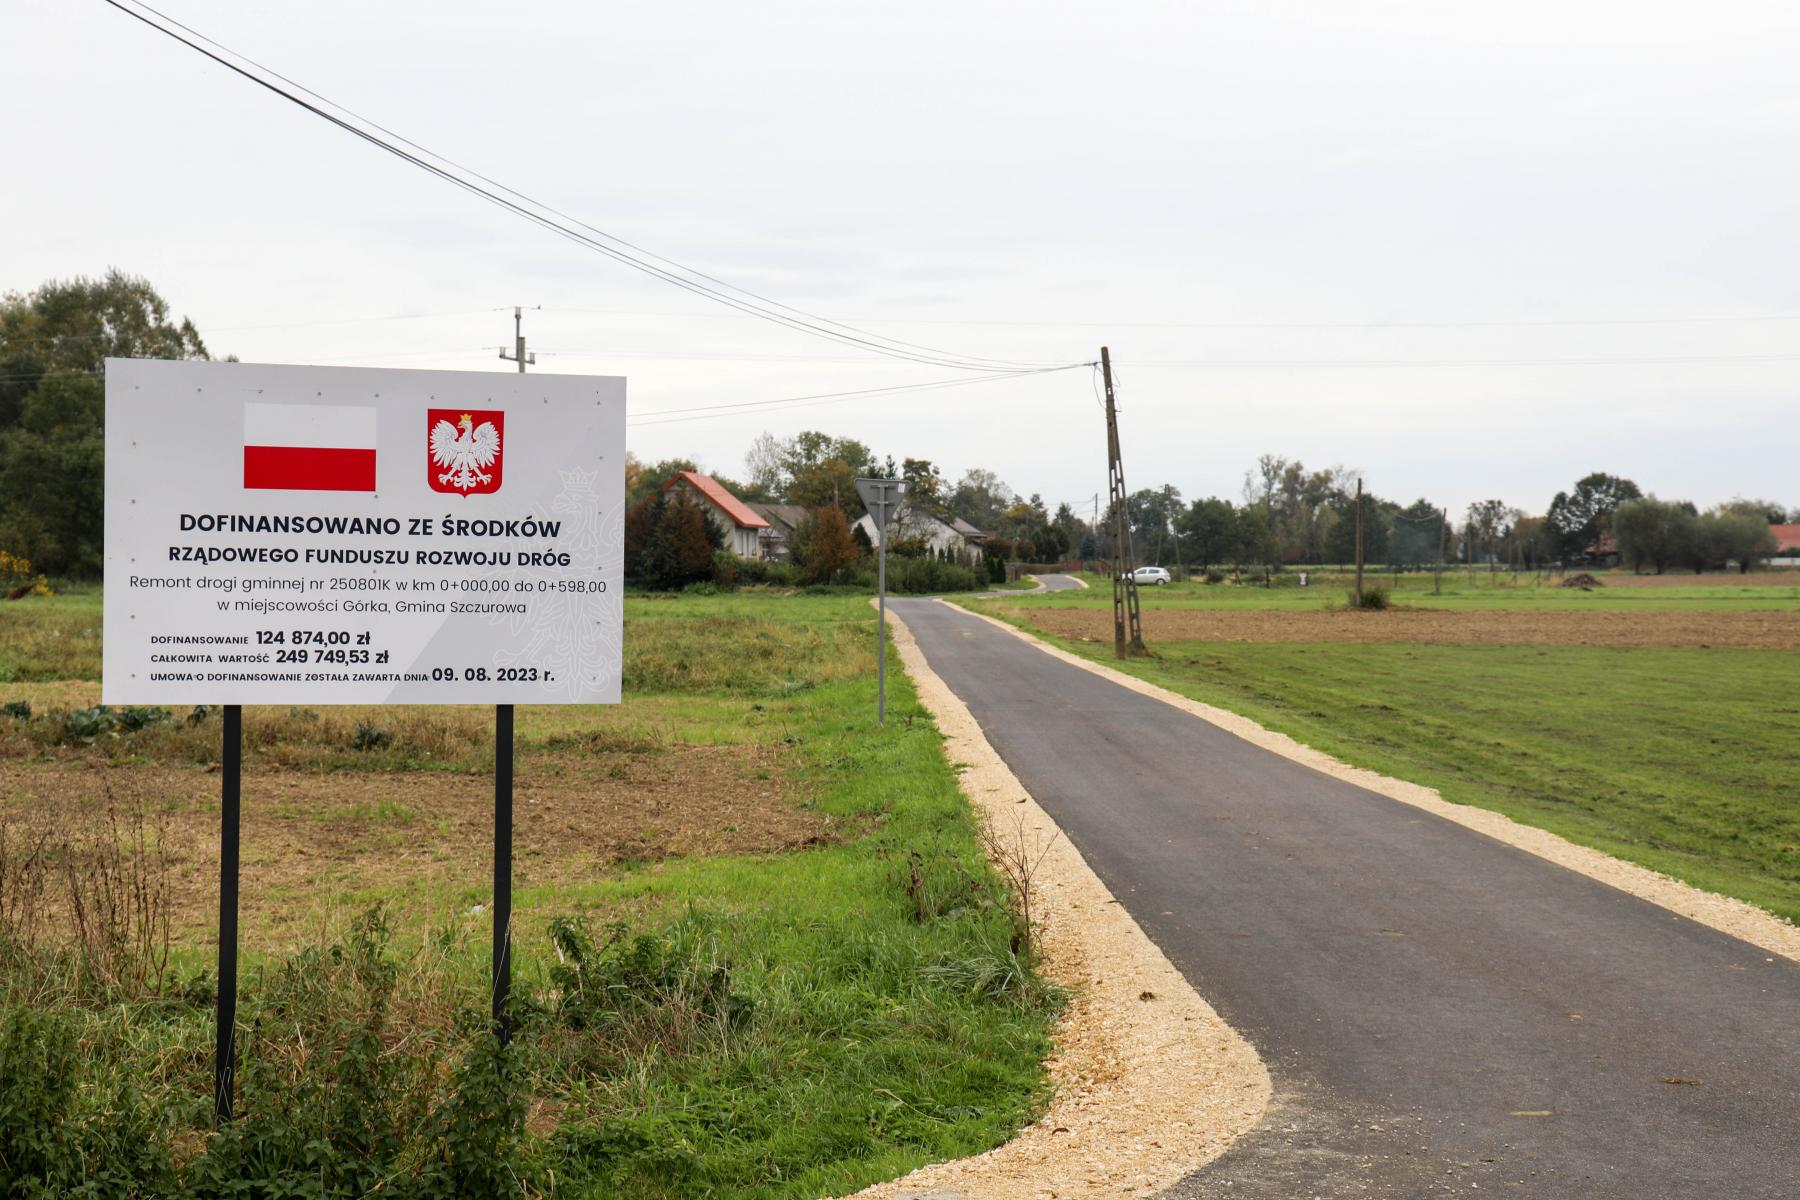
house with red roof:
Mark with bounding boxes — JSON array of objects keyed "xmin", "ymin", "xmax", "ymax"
[
  {"xmin": 1770, "ymin": 524, "xmax": 1800, "ymax": 556},
  {"xmin": 663, "ymin": 470, "xmax": 770, "ymax": 558}
]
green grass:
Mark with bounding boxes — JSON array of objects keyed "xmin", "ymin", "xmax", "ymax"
[
  {"xmin": 1030, "ymin": 570, "xmax": 1800, "ymax": 612},
  {"xmin": 1, "ymin": 590, "xmax": 1059, "ymax": 1198},
  {"xmin": 976, "ymin": 606, "xmax": 1800, "ymax": 924}
]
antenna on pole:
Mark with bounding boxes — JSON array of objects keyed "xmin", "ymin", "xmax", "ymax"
[{"xmin": 499, "ymin": 305, "xmax": 537, "ymax": 372}]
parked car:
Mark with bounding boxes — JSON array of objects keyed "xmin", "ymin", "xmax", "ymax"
[{"xmin": 1124, "ymin": 565, "xmax": 1172, "ymax": 585}]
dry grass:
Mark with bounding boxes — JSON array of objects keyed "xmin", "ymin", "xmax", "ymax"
[{"xmin": 1, "ymin": 738, "xmax": 829, "ymax": 948}]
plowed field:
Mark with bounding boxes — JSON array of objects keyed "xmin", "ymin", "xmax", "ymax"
[{"xmin": 1001, "ymin": 605, "xmax": 1800, "ymax": 648}]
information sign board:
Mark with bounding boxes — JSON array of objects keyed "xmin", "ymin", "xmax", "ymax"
[{"xmin": 103, "ymin": 359, "xmax": 625, "ymax": 705}]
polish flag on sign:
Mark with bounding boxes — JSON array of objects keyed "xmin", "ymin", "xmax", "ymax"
[{"xmin": 243, "ymin": 403, "xmax": 378, "ymax": 491}]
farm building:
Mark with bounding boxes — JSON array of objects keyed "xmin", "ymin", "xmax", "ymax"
[{"xmin": 663, "ymin": 470, "xmax": 769, "ymax": 559}]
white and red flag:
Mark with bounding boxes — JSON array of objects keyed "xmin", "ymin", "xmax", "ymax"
[{"xmin": 243, "ymin": 403, "xmax": 377, "ymax": 491}]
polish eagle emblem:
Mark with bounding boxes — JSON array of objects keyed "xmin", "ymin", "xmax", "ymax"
[{"xmin": 427, "ymin": 410, "xmax": 504, "ymax": 495}]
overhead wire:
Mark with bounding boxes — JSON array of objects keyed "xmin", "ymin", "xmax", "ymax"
[
  {"xmin": 97, "ymin": 0, "xmax": 1073, "ymax": 376},
  {"xmin": 627, "ymin": 364, "xmax": 1084, "ymax": 427}
]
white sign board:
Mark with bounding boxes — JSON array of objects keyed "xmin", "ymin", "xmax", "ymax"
[{"xmin": 103, "ymin": 359, "xmax": 625, "ymax": 705}]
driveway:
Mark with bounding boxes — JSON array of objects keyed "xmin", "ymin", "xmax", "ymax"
[{"xmin": 890, "ymin": 598, "xmax": 1800, "ymax": 1198}]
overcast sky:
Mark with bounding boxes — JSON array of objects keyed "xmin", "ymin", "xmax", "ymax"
[{"xmin": 9, "ymin": 0, "xmax": 1800, "ymax": 519}]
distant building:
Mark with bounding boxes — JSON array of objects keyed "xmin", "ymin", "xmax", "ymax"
[
  {"xmin": 746, "ymin": 502, "xmax": 811, "ymax": 561},
  {"xmin": 853, "ymin": 505, "xmax": 986, "ymax": 564},
  {"xmin": 663, "ymin": 471, "xmax": 769, "ymax": 558},
  {"xmin": 1770, "ymin": 524, "xmax": 1800, "ymax": 554}
]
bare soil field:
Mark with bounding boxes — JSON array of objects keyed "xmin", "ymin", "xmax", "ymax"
[
  {"xmin": 1, "ymin": 741, "xmax": 825, "ymax": 944},
  {"xmin": 1000, "ymin": 605, "xmax": 1800, "ymax": 648},
  {"xmin": 1591, "ymin": 571, "xmax": 1800, "ymax": 588}
]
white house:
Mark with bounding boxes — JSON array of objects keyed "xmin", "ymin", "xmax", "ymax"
[
  {"xmin": 853, "ymin": 505, "xmax": 985, "ymax": 564},
  {"xmin": 663, "ymin": 470, "xmax": 769, "ymax": 558}
]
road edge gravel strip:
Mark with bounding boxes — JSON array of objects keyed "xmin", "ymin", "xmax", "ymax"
[
  {"xmin": 839, "ymin": 608, "xmax": 1272, "ymax": 1200},
  {"xmin": 950, "ymin": 599, "xmax": 1800, "ymax": 965}
]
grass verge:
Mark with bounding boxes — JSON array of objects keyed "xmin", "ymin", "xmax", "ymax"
[
  {"xmin": 0, "ymin": 591, "xmax": 1059, "ymax": 1198},
  {"xmin": 968, "ymin": 604, "xmax": 1800, "ymax": 925}
]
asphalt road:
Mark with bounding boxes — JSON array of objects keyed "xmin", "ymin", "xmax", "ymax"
[{"xmin": 892, "ymin": 595, "xmax": 1800, "ymax": 1199}]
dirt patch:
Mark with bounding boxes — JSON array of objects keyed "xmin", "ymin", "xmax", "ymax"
[
  {"xmin": 1001, "ymin": 605, "xmax": 1800, "ymax": 649},
  {"xmin": 2, "ymin": 741, "xmax": 827, "ymax": 945}
]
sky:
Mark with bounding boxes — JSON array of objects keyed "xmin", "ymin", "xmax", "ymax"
[{"xmin": 8, "ymin": 0, "xmax": 1800, "ymax": 521}]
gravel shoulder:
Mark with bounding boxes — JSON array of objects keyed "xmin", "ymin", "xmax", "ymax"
[{"xmin": 836, "ymin": 607, "xmax": 1271, "ymax": 1200}]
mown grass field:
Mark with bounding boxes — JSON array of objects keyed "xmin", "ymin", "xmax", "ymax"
[
  {"xmin": 0, "ymin": 588, "xmax": 1057, "ymax": 1199},
  {"xmin": 969, "ymin": 575, "xmax": 1800, "ymax": 925},
  {"xmin": 1034, "ymin": 569, "xmax": 1800, "ymax": 611}
]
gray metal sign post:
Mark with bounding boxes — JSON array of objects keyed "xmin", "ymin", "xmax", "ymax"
[{"xmin": 855, "ymin": 478, "xmax": 906, "ymax": 725}]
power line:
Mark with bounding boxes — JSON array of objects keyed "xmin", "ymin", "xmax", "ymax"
[
  {"xmin": 627, "ymin": 365, "xmax": 1083, "ymax": 427},
  {"xmin": 543, "ymin": 305, "xmax": 1800, "ymax": 331},
  {"xmin": 1127, "ymin": 352, "xmax": 1800, "ymax": 368},
  {"xmin": 98, "ymin": 0, "xmax": 1072, "ymax": 376}
]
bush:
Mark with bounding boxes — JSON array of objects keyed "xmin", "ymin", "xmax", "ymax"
[
  {"xmin": 1349, "ymin": 584, "xmax": 1392, "ymax": 610},
  {"xmin": 856, "ymin": 556, "xmax": 983, "ymax": 594}
]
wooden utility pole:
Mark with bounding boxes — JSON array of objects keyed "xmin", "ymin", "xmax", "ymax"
[
  {"xmin": 1436, "ymin": 507, "xmax": 1447, "ymax": 595},
  {"xmin": 1353, "ymin": 478, "xmax": 1365, "ymax": 606},
  {"xmin": 499, "ymin": 305, "xmax": 536, "ymax": 372},
  {"xmin": 1101, "ymin": 347, "xmax": 1144, "ymax": 656}
]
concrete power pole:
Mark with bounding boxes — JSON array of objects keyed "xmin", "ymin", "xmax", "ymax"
[
  {"xmin": 1101, "ymin": 347, "xmax": 1144, "ymax": 657},
  {"xmin": 1354, "ymin": 477, "xmax": 1365, "ymax": 606},
  {"xmin": 499, "ymin": 306, "xmax": 537, "ymax": 372}
]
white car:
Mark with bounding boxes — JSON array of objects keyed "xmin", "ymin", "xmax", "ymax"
[{"xmin": 1125, "ymin": 565, "xmax": 1172, "ymax": 585}]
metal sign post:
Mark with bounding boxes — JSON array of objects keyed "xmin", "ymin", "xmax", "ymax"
[
  {"xmin": 493, "ymin": 703, "xmax": 513, "ymax": 1044},
  {"xmin": 214, "ymin": 704, "xmax": 242, "ymax": 1124},
  {"xmin": 854, "ymin": 478, "xmax": 906, "ymax": 725}
]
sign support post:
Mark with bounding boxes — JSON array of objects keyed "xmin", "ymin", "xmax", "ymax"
[
  {"xmin": 214, "ymin": 704, "xmax": 242, "ymax": 1125},
  {"xmin": 493, "ymin": 704, "xmax": 514, "ymax": 1044},
  {"xmin": 854, "ymin": 478, "xmax": 906, "ymax": 726}
]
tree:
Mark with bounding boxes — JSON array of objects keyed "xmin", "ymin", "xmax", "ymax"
[
  {"xmin": 1694, "ymin": 510, "xmax": 1777, "ymax": 574},
  {"xmin": 0, "ymin": 272, "xmax": 211, "ymax": 578},
  {"xmin": 627, "ymin": 491, "xmax": 723, "ymax": 589},
  {"xmin": 1176, "ymin": 498, "xmax": 1240, "ymax": 569},
  {"xmin": 1721, "ymin": 496, "xmax": 1791, "ymax": 524},
  {"xmin": 746, "ymin": 430, "xmax": 878, "ymax": 516},
  {"xmin": 795, "ymin": 505, "xmax": 857, "ymax": 584},
  {"xmin": 1612, "ymin": 497, "xmax": 1695, "ymax": 574},
  {"xmin": 900, "ymin": 458, "xmax": 946, "ymax": 516},
  {"xmin": 624, "ymin": 456, "xmax": 697, "ymax": 510},
  {"xmin": 1389, "ymin": 499, "xmax": 1443, "ymax": 570},
  {"xmin": 1545, "ymin": 472, "xmax": 1641, "ymax": 560},
  {"xmin": 1324, "ymin": 487, "xmax": 1391, "ymax": 565},
  {"xmin": 948, "ymin": 468, "xmax": 1015, "ymax": 530}
]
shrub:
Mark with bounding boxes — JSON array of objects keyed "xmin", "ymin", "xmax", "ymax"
[
  {"xmin": 1349, "ymin": 584, "xmax": 1392, "ymax": 610},
  {"xmin": 856, "ymin": 556, "xmax": 983, "ymax": 594}
]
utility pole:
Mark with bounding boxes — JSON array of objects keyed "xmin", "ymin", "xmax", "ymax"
[
  {"xmin": 499, "ymin": 306, "xmax": 536, "ymax": 372},
  {"xmin": 1101, "ymin": 347, "xmax": 1144, "ymax": 656},
  {"xmin": 1436, "ymin": 507, "xmax": 1447, "ymax": 595},
  {"xmin": 492, "ymin": 303, "xmax": 531, "ymax": 1046},
  {"xmin": 1353, "ymin": 477, "xmax": 1365, "ymax": 606}
]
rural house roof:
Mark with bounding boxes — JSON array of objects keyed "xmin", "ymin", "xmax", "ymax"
[
  {"xmin": 1770, "ymin": 523, "xmax": 1800, "ymax": 550},
  {"xmin": 747, "ymin": 502, "xmax": 811, "ymax": 533},
  {"xmin": 950, "ymin": 517, "xmax": 990, "ymax": 542},
  {"xmin": 666, "ymin": 471, "xmax": 769, "ymax": 529}
]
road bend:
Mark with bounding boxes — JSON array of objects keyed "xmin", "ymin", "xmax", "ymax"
[{"xmin": 891, "ymin": 591, "xmax": 1800, "ymax": 1199}]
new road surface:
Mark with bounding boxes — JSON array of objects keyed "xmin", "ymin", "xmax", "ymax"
[{"xmin": 893, "ymin": 587, "xmax": 1799, "ymax": 1198}]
